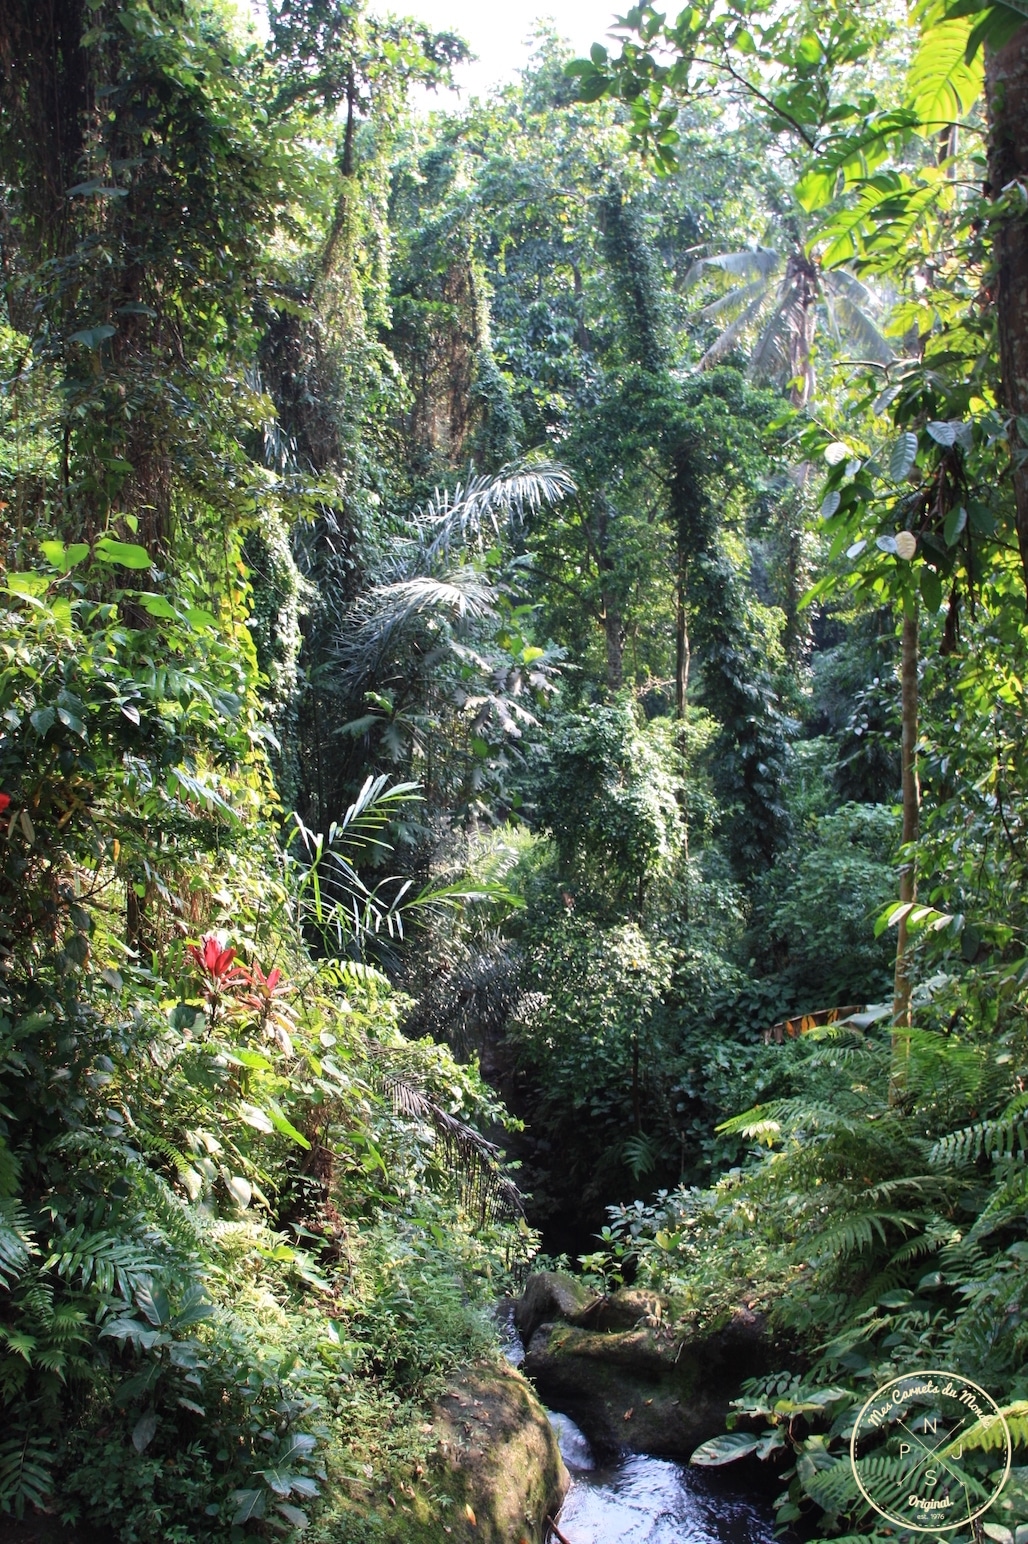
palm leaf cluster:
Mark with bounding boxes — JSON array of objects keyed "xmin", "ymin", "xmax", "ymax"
[
  {"xmin": 336, "ymin": 460, "xmax": 572, "ymax": 698},
  {"xmin": 685, "ymin": 246, "xmax": 893, "ymax": 404},
  {"xmin": 370, "ymin": 1043, "xmax": 523, "ymax": 1225}
]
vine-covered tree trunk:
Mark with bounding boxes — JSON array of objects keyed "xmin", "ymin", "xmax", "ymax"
[
  {"xmin": 675, "ymin": 559, "xmax": 690, "ymax": 717},
  {"xmin": 891, "ymin": 606, "xmax": 920, "ymax": 1095},
  {"xmin": 987, "ymin": 22, "xmax": 1028, "ymax": 602}
]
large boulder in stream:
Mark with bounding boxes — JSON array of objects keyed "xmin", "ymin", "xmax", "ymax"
[
  {"xmin": 427, "ymin": 1359, "xmax": 569, "ymax": 1543},
  {"xmin": 514, "ymin": 1269, "xmax": 601, "ymax": 1343},
  {"xmin": 331, "ymin": 1359, "xmax": 568, "ymax": 1544},
  {"xmin": 518, "ymin": 1274, "xmax": 768, "ymax": 1463}
]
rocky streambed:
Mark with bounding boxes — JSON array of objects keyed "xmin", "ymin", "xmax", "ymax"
[{"xmin": 370, "ymin": 1270, "xmax": 776, "ymax": 1544}]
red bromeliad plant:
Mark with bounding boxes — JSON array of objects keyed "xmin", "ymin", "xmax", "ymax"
[
  {"xmin": 229, "ymin": 959, "xmax": 298, "ymax": 1056},
  {"xmin": 186, "ymin": 933, "xmax": 297, "ymax": 1051},
  {"xmin": 186, "ymin": 933, "xmax": 248, "ymax": 1020}
]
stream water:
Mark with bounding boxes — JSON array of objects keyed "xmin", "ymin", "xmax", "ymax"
[
  {"xmin": 545, "ymin": 1408, "xmax": 776, "ymax": 1544},
  {"xmin": 497, "ymin": 1302, "xmax": 777, "ymax": 1544}
]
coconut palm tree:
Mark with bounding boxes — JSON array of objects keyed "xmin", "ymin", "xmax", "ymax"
[{"xmin": 685, "ymin": 244, "xmax": 893, "ymax": 405}]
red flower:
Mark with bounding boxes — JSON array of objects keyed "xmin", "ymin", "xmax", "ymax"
[
  {"xmin": 0, "ymin": 794, "xmax": 10, "ymax": 815},
  {"xmin": 186, "ymin": 933, "xmax": 246, "ymax": 987}
]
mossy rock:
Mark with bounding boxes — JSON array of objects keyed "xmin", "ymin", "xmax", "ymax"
[
  {"xmin": 514, "ymin": 1271, "xmax": 601, "ymax": 1344},
  {"xmin": 523, "ymin": 1310, "xmax": 768, "ymax": 1462},
  {"xmin": 332, "ymin": 1359, "xmax": 568, "ymax": 1544}
]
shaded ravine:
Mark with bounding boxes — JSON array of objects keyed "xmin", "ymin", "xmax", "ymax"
[{"xmin": 498, "ymin": 1302, "xmax": 777, "ymax": 1544}]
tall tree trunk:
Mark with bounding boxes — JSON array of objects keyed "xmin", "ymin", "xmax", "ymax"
[
  {"xmin": 987, "ymin": 23, "xmax": 1028, "ymax": 602},
  {"xmin": 595, "ymin": 500, "xmax": 624, "ymax": 690},
  {"xmin": 675, "ymin": 558, "xmax": 690, "ymax": 717},
  {"xmin": 603, "ymin": 598, "xmax": 624, "ymax": 690},
  {"xmin": 890, "ymin": 605, "xmax": 920, "ymax": 1101}
]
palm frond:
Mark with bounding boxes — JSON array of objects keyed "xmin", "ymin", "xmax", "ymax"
[
  {"xmin": 684, "ymin": 247, "xmax": 780, "ymax": 289},
  {"xmin": 747, "ymin": 287, "xmax": 808, "ymax": 384},
  {"xmin": 826, "ymin": 291, "xmax": 894, "ymax": 365},
  {"xmin": 696, "ymin": 291, "xmax": 770, "ymax": 370},
  {"xmin": 695, "ymin": 278, "xmax": 771, "ymax": 323},
  {"xmin": 335, "ymin": 570, "xmax": 497, "ymax": 697},
  {"xmin": 416, "ymin": 459, "xmax": 574, "ymax": 566}
]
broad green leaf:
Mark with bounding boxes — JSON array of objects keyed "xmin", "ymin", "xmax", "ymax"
[
  {"xmin": 921, "ymin": 566, "xmax": 943, "ymax": 611},
  {"xmin": 238, "ymin": 1103, "xmax": 275, "ymax": 1134},
  {"xmin": 943, "ymin": 505, "xmax": 968, "ymax": 545},
  {"xmin": 907, "ymin": 14, "xmax": 983, "ymax": 125},
  {"xmin": 67, "ymin": 179, "xmax": 128, "ymax": 198},
  {"xmin": 691, "ymin": 1432, "xmax": 761, "ymax": 1466},
  {"xmin": 926, "ymin": 419, "xmax": 958, "ymax": 446},
  {"xmin": 275, "ymin": 1503, "xmax": 310, "ymax": 1528},
  {"xmin": 94, "ymin": 538, "xmax": 152, "ymax": 570},
  {"xmin": 226, "ymin": 1175, "xmax": 252, "ymax": 1208},
  {"xmin": 231, "ymin": 1489, "xmax": 266, "ymax": 1524},
  {"xmin": 267, "ymin": 1100, "xmax": 312, "ymax": 1150},
  {"xmin": 824, "ymin": 442, "xmax": 849, "ymax": 465},
  {"xmin": 30, "ymin": 707, "xmax": 56, "ymax": 735},
  {"xmin": 6, "ymin": 573, "xmax": 50, "ymax": 598},
  {"xmin": 137, "ymin": 593, "xmax": 177, "ymax": 619},
  {"xmin": 68, "ymin": 324, "xmax": 117, "ymax": 348},
  {"xmin": 889, "ymin": 431, "xmax": 918, "ymax": 481},
  {"xmin": 56, "ymin": 706, "xmax": 87, "ymax": 737},
  {"xmin": 132, "ymin": 1410, "xmax": 158, "ymax": 1453}
]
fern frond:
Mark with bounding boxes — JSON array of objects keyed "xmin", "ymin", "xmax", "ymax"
[
  {"xmin": 802, "ymin": 1209, "xmax": 920, "ymax": 1264},
  {"xmin": 932, "ymin": 1093, "xmax": 1028, "ymax": 1168},
  {"xmin": 0, "ymin": 1431, "xmax": 53, "ymax": 1518},
  {"xmin": 955, "ymin": 1401, "xmax": 1028, "ymax": 1454},
  {"xmin": 0, "ymin": 1198, "xmax": 36, "ymax": 1287}
]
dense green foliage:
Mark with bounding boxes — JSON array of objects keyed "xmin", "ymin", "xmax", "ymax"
[{"xmin": 6, "ymin": 0, "xmax": 1028, "ymax": 1541}]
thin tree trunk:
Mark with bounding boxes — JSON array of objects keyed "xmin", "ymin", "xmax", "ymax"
[
  {"xmin": 987, "ymin": 23, "xmax": 1028, "ymax": 602},
  {"xmin": 675, "ymin": 559, "xmax": 689, "ymax": 717},
  {"xmin": 891, "ymin": 605, "xmax": 920, "ymax": 1100},
  {"xmin": 595, "ymin": 501, "xmax": 623, "ymax": 689},
  {"xmin": 603, "ymin": 598, "xmax": 624, "ymax": 690}
]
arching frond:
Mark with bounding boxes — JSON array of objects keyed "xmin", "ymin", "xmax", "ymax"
[
  {"xmin": 931, "ymin": 1093, "xmax": 1028, "ymax": 1168},
  {"xmin": 825, "ymin": 289, "xmax": 894, "ymax": 366},
  {"xmin": 336, "ymin": 570, "xmax": 497, "ymax": 695},
  {"xmin": 684, "ymin": 246, "xmax": 781, "ymax": 289},
  {"xmin": 416, "ymin": 459, "xmax": 575, "ymax": 566},
  {"xmin": 697, "ymin": 291, "xmax": 770, "ymax": 369},
  {"xmin": 696, "ymin": 277, "xmax": 771, "ymax": 323},
  {"xmin": 369, "ymin": 1045, "xmax": 523, "ymax": 1224},
  {"xmin": 0, "ymin": 1198, "xmax": 36, "ymax": 1288}
]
